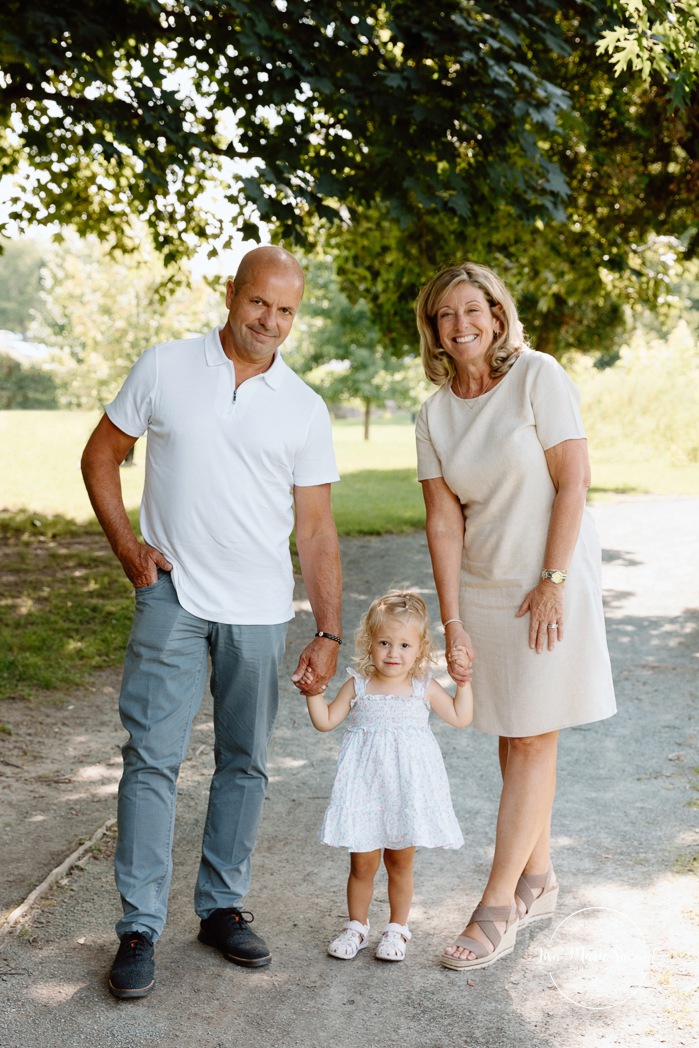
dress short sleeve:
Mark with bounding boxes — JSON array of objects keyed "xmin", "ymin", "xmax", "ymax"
[
  {"xmin": 529, "ymin": 353, "xmax": 586, "ymax": 451},
  {"xmin": 416, "ymin": 399, "xmax": 444, "ymax": 481}
]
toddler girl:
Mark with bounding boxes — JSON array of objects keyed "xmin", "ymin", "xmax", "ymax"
[{"xmin": 305, "ymin": 590, "xmax": 472, "ymax": 962}]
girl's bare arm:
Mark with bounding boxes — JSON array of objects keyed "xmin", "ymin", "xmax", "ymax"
[{"xmin": 306, "ymin": 678, "xmax": 355, "ymax": 732}]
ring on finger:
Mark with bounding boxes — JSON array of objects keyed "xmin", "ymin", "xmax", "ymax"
[{"xmin": 547, "ymin": 623, "xmax": 558, "ymax": 630}]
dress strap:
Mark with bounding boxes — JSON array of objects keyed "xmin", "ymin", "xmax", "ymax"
[{"xmin": 413, "ymin": 674, "xmax": 431, "ymax": 706}]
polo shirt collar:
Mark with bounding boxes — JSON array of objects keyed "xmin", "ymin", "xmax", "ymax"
[{"xmin": 205, "ymin": 326, "xmax": 286, "ymax": 388}]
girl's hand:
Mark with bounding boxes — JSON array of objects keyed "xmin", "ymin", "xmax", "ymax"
[
  {"xmin": 516, "ymin": 581, "xmax": 565, "ymax": 653},
  {"xmin": 449, "ymin": 644, "xmax": 473, "ymax": 680},
  {"xmin": 445, "ymin": 623, "xmax": 474, "ymax": 685},
  {"xmin": 296, "ymin": 665, "xmax": 327, "ymax": 696}
]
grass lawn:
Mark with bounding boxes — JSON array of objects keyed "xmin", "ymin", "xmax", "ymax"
[
  {"xmin": 4, "ymin": 410, "xmax": 699, "ymax": 524},
  {"xmin": 2, "ymin": 410, "xmax": 698, "ymax": 703}
]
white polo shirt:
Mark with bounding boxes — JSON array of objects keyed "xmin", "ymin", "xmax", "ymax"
[{"xmin": 106, "ymin": 327, "xmax": 340, "ymax": 624}]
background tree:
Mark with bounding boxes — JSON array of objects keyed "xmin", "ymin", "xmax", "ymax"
[
  {"xmin": 0, "ymin": 352, "xmax": 59, "ymax": 408},
  {"xmin": 0, "ymin": 238, "xmax": 43, "ymax": 335},
  {"xmin": 326, "ymin": 3, "xmax": 699, "ymax": 359},
  {"xmin": 2, "ymin": 2, "xmax": 696, "ymax": 362},
  {"xmin": 292, "ymin": 259, "xmax": 422, "ymax": 439},
  {"xmin": 30, "ymin": 234, "xmax": 221, "ymax": 407},
  {"xmin": 597, "ymin": 0, "xmax": 699, "ymax": 108},
  {"xmin": 1, "ymin": 0, "xmax": 584, "ymax": 258}
]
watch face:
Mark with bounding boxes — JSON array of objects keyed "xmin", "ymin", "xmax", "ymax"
[{"xmin": 550, "ymin": 570, "xmax": 565, "ymax": 583}]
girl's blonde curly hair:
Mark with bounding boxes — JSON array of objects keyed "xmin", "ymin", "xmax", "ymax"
[{"xmin": 354, "ymin": 589, "xmax": 435, "ymax": 679}]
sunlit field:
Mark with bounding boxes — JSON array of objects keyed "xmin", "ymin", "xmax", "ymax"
[
  {"xmin": 1, "ymin": 413, "xmax": 427, "ymax": 533},
  {"xmin": 2, "ymin": 410, "xmax": 699, "ymax": 535}
]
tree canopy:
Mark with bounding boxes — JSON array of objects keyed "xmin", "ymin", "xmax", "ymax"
[
  {"xmin": 1, "ymin": 0, "xmax": 583, "ymax": 258},
  {"xmin": 597, "ymin": 0, "xmax": 699, "ymax": 109},
  {"xmin": 326, "ymin": 3, "xmax": 699, "ymax": 357},
  {"xmin": 2, "ymin": 1, "xmax": 697, "ymax": 359}
]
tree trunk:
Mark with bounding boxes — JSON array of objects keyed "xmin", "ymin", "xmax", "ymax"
[
  {"xmin": 533, "ymin": 326, "xmax": 559, "ymax": 357},
  {"xmin": 363, "ymin": 400, "xmax": 372, "ymax": 440}
]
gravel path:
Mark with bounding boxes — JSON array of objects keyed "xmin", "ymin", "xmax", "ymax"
[{"xmin": 0, "ymin": 497, "xmax": 697, "ymax": 1047}]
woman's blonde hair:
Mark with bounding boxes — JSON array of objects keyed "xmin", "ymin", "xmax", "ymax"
[
  {"xmin": 415, "ymin": 261, "xmax": 529, "ymax": 387},
  {"xmin": 354, "ymin": 589, "xmax": 435, "ymax": 678}
]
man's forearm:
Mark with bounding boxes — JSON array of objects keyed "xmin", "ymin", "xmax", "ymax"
[
  {"xmin": 81, "ymin": 445, "xmax": 139, "ymax": 564},
  {"xmin": 80, "ymin": 415, "xmax": 170, "ymax": 588},
  {"xmin": 297, "ymin": 530, "xmax": 343, "ymax": 635}
]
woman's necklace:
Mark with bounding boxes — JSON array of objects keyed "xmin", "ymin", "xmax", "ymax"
[{"xmin": 455, "ymin": 372, "xmax": 495, "ymax": 409}]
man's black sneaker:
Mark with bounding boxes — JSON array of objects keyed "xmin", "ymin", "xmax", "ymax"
[
  {"xmin": 198, "ymin": 907, "xmax": 271, "ymax": 968},
  {"xmin": 108, "ymin": 931, "xmax": 155, "ymax": 999}
]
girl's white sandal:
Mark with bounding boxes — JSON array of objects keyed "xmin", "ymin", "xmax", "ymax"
[
  {"xmin": 327, "ymin": 920, "xmax": 370, "ymax": 959},
  {"xmin": 375, "ymin": 923, "xmax": 411, "ymax": 961}
]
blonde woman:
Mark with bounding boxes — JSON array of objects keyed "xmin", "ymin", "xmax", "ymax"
[{"xmin": 415, "ymin": 262, "xmax": 616, "ymax": 970}]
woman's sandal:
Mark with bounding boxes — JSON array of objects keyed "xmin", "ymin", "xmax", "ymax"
[
  {"xmin": 327, "ymin": 919, "xmax": 370, "ymax": 959},
  {"xmin": 440, "ymin": 903, "xmax": 518, "ymax": 971},
  {"xmin": 516, "ymin": 866, "xmax": 559, "ymax": 929},
  {"xmin": 375, "ymin": 923, "xmax": 411, "ymax": 962}
]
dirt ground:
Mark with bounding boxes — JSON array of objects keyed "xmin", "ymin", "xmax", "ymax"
[{"xmin": 0, "ymin": 497, "xmax": 697, "ymax": 1048}]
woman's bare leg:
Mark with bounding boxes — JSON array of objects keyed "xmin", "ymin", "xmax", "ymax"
[
  {"xmin": 445, "ymin": 730, "xmax": 559, "ymax": 960},
  {"xmin": 500, "ymin": 736, "xmax": 554, "ymax": 885}
]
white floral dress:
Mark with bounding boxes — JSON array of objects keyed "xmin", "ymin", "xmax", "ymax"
[{"xmin": 319, "ymin": 669, "xmax": 464, "ymax": 852}]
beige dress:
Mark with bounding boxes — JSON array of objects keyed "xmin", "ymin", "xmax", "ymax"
[{"xmin": 416, "ymin": 349, "xmax": 616, "ymax": 737}]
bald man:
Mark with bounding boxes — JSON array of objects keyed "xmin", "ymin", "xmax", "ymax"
[{"xmin": 82, "ymin": 246, "xmax": 342, "ymax": 998}]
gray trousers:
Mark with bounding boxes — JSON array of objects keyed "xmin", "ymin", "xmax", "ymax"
[{"xmin": 114, "ymin": 571, "xmax": 287, "ymax": 941}]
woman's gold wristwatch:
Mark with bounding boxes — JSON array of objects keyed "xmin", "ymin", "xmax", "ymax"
[{"xmin": 541, "ymin": 569, "xmax": 567, "ymax": 584}]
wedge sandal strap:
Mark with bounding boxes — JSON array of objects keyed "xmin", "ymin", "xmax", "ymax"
[
  {"xmin": 516, "ymin": 868, "xmax": 554, "ymax": 911},
  {"xmin": 470, "ymin": 903, "xmax": 517, "ymax": 926},
  {"xmin": 515, "ymin": 875, "xmax": 539, "ymax": 911},
  {"xmin": 465, "ymin": 903, "xmax": 517, "ymax": 952},
  {"xmin": 451, "ymin": 933, "xmax": 491, "ymax": 960}
]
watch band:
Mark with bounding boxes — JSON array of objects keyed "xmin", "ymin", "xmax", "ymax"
[{"xmin": 541, "ymin": 569, "xmax": 567, "ymax": 584}]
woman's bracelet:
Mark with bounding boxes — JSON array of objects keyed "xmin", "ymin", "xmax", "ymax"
[
  {"xmin": 315, "ymin": 630, "xmax": 342, "ymax": 644},
  {"xmin": 442, "ymin": 618, "xmax": 462, "ymax": 630}
]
